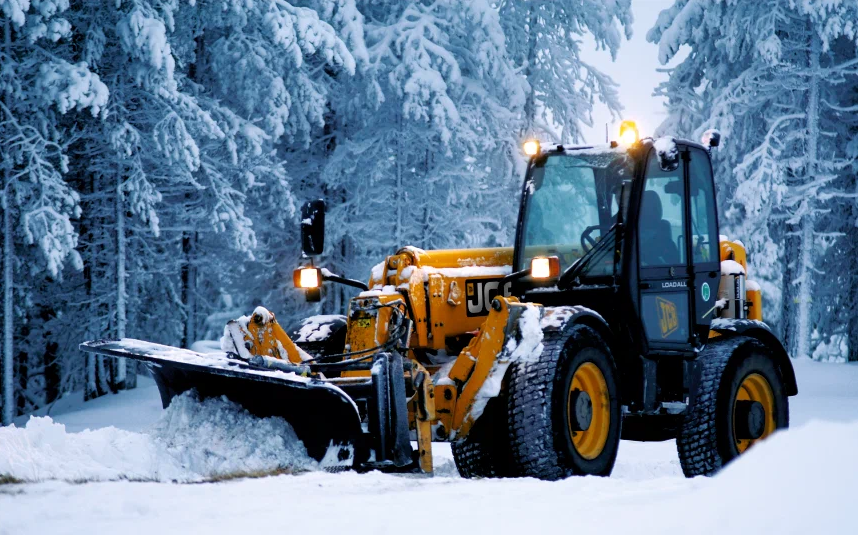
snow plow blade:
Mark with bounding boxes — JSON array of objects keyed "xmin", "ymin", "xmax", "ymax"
[{"xmin": 79, "ymin": 339, "xmax": 363, "ymax": 465}]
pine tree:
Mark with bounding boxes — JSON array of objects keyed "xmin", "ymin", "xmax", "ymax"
[
  {"xmin": 650, "ymin": 0, "xmax": 858, "ymax": 359},
  {"xmin": 499, "ymin": 0, "xmax": 632, "ymax": 142},
  {"xmin": 1, "ymin": 2, "xmax": 108, "ymax": 422}
]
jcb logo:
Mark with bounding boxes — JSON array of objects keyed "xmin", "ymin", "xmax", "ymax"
[
  {"xmin": 657, "ymin": 297, "xmax": 678, "ymax": 338},
  {"xmin": 465, "ymin": 278, "xmax": 513, "ymax": 317}
]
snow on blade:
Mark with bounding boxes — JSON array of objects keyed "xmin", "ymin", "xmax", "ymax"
[{"xmin": 0, "ymin": 391, "xmax": 315, "ymax": 483}]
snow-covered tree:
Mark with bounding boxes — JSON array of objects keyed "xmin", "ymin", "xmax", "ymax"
[
  {"xmin": 1, "ymin": 0, "xmax": 638, "ymax": 421},
  {"xmin": 649, "ymin": 0, "xmax": 858, "ymax": 359},
  {"xmin": 499, "ymin": 0, "xmax": 633, "ymax": 143},
  {"xmin": 1, "ymin": 1, "xmax": 108, "ymax": 423},
  {"xmin": 307, "ymin": 0, "xmax": 529, "ymax": 287}
]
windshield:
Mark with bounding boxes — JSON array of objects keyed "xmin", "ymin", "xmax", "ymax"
[{"xmin": 518, "ymin": 151, "xmax": 632, "ymax": 276}]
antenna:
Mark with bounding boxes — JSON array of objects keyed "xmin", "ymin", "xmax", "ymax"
[{"xmin": 605, "ymin": 123, "xmax": 608, "ymax": 143}]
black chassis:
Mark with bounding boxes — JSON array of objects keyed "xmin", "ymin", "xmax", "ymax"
[{"xmin": 509, "ymin": 140, "xmax": 796, "ymax": 437}]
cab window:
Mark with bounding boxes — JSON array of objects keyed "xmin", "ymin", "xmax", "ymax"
[
  {"xmin": 519, "ymin": 152, "xmax": 631, "ymax": 275},
  {"xmin": 688, "ymin": 148, "xmax": 718, "ymax": 264},
  {"xmin": 639, "ymin": 151, "xmax": 686, "ymax": 267}
]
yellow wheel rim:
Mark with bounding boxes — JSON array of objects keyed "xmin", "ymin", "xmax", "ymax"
[
  {"xmin": 732, "ymin": 373, "xmax": 776, "ymax": 453},
  {"xmin": 567, "ymin": 362, "xmax": 610, "ymax": 460}
]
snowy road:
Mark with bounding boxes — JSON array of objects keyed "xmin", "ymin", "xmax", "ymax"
[{"xmin": 1, "ymin": 359, "xmax": 856, "ymax": 535}]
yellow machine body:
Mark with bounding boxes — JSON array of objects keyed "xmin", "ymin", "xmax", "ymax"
[
  {"xmin": 234, "ymin": 246, "xmax": 531, "ymax": 458},
  {"xmin": 233, "ymin": 241, "xmax": 770, "ymax": 472}
]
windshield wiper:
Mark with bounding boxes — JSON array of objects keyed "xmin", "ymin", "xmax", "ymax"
[{"xmin": 558, "ymin": 222, "xmax": 622, "ymax": 290}]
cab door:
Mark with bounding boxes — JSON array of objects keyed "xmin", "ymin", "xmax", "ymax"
[
  {"xmin": 637, "ymin": 147, "xmax": 694, "ymax": 351},
  {"xmin": 686, "ymin": 147, "xmax": 721, "ymax": 342}
]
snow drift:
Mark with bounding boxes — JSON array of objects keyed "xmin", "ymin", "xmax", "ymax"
[{"xmin": 0, "ymin": 391, "xmax": 314, "ymax": 483}]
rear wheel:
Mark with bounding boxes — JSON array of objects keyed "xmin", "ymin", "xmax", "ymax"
[
  {"xmin": 507, "ymin": 325, "xmax": 621, "ymax": 480},
  {"xmin": 677, "ymin": 337, "xmax": 789, "ymax": 477}
]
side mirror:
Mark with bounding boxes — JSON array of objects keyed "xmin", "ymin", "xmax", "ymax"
[
  {"xmin": 702, "ymin": 129, "xmax": 721, "ymax": 148},
  {"xmin": 654, "ymin": 137, "xmax": 679, "ymax": 172},
  {"xmin": 301, "ymin": 200, "xmax": 326, "ymax": 256}
]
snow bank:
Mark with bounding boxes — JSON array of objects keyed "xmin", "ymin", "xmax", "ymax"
[
  {"xmin": 0, "ymin": 391, "xmax": 314, "ymax": 483},
  {"xmin": 648, "ymin": 420, "xmax": 858, "ymax": 535}
]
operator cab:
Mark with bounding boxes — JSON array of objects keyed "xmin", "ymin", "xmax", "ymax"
[{"xmin": 511, "ymin": 134, "xmax": 721, "ymax": 361}]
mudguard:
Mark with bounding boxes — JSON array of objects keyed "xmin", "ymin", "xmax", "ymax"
[
  {"xmin": 541, "ymin": 305, "xmax": 614, "ymax": 343},
  {"xmin": 709, "ymin": 318, "xmax": 798, "ymax": 396},
  {"xmin": 80, "ymin": 339, "xmax": 363, "ymax": 462}
]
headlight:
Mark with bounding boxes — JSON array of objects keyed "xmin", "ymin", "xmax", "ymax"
[{"xmin": 531, "ymin": 256, "xmax": 560, "ymax": 279}]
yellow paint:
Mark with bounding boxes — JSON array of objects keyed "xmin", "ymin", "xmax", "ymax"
[
  {"xmin": 656, "ymin": 296, "xmax": 679, "ymax": 338},
  {"xmin": 719, "ymin": 240, "xmax": 747, "ymax": 273},
  {"xmin": 746, "ymin": 285, "xmax": 763, "ymax": 321},
  {"xmin": 433, "ymin": 384, "xmax": 457, "ymax": 439},
  {"xmin": 241, "ymin": 310, "xmax": 306, "ymax": 364},
  {"xmin": 411, "ymin": 362, "xmax": 436, "ymax": 473},
  {"xmin": 408, "ymin": 268, "xmax": 429, "ymax": 347},
  {"xmin": 427, "ymin": 274, "xmax": 447, "ymax": 350},
  {"xmin": 568, "ymin": 362, "xmax": 611, "ymax": 460},
  {"xmin": 342, "ymin": 294, "xmax": 406, "ymax": 378},
  {"xmin": 451, "ymin": 297, "xmax": 528, "ymax": 438},
  {"xmin": 733, "ymin": 373, "xmax": 776, "ymax": 453},
  {"xmin": 719, "ymin": 237, "xmax": 765, "ymax": 322}
]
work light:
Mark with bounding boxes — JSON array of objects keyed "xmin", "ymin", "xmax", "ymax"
[
  {"xmin": 294, "ymin": 267, "xmax": 321, "ymax": 288},
  {"xmin": 619, "ymin": 121, "xmax": 639, "ymax": 146},
  {"xmin": 523, "ymin": 140, "xmax": 541, "ymax": 156}
]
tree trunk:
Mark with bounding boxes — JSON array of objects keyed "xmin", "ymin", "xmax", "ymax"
[
  {"xmin": 780, "ymin": 225, "xmax": 797, "ymax": 354},
  {"xmin": 114, "ymin": 173, "xmax": 127, "ymax": 389},
  {"xmin": 126, "ymin": 256, "xmax": 139, "ymax": 385},
  {"xmin": 15, "ymin": 340, "xmax": 27, "ymax": 416},
  {"xmin": 848, "ymin": 226, "xmax": 858, "ymax": 362},
  {"xmin": 37, "ymin": 306, "xmax": 61, "ymax": 404},
  {"xmin": 794, "ymin": 30, "xmax": 821, "ymax": 360},
  {"xmin": 395, "ymin": 110, "xmax": 404, "ymax": 247},
  {"xmin": 2, "ymin": 16, "xmax": 14, "ymax": 425},
  {"xmin": 181, "ymin": 232, "xmax": 196, "ymax": 348},
  {"xmin": 82, "ymin": 174, "xmax": 104, "ymax": 400},
  {"xmin": 795, "ymin": 220, "xmax": 814, "ymax": 359},
  {"xmin": 522, "ymin": 4, "xmax": 537, "ymax": 134}
]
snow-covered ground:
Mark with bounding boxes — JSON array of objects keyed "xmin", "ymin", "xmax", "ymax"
[{"xmin": 1, "ymin": 359, "xmax": 856, "ymax": 534}]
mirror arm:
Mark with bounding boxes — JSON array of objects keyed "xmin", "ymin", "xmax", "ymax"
[
  {"xmin": 322, "ymin": 272, "xmax": 369, "ymax": 292},
  {"xmin": 501, "ymin": 267, "xmax": 531, "ymax": 287}
]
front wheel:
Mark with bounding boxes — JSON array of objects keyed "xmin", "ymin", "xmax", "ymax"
[
  {"xmin": 507, "ymin": 325, "xmax": 621, "ymax": 480},
  {"xmin": 451, "ymin": 396, "xmax": 514, "ymax": 479},
  {"xmin": 677, "ymin": 337, "xmax": 789, "ymax": 477}
]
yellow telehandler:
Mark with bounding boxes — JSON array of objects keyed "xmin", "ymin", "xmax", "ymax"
[{"xmin": 82, "ymin": 126, "xmax": 797, "ymax": 479}]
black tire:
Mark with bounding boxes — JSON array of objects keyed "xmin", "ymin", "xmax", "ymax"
[
  {"xmin": 451, "ymin": 396, "xmax": 514, "ymax": 478},
  {"xmin": 289, "ymin": 315, "xmax": 347, "ymax": 358},
  {"xmin": 677, "ymin": 336, "xmax": 789, "ymax": 477},
  {"xmin": 507, "ymin": 325, "xmax": 621, "ymax": 480}
]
